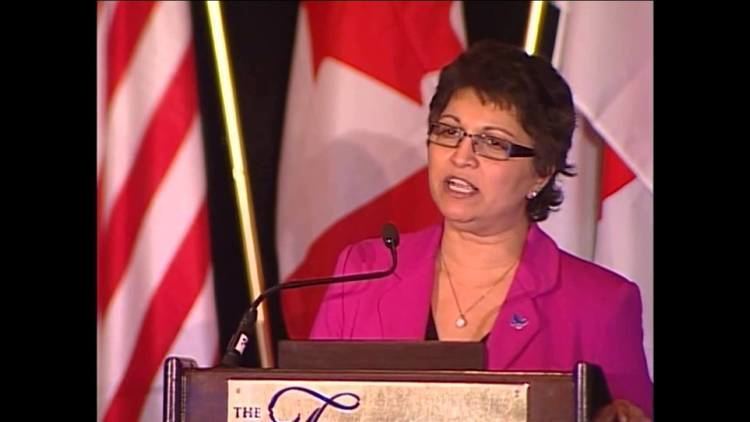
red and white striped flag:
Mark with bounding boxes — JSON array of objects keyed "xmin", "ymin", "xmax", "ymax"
[
  {"xmin": 97, "ymin": 2, "xmax": 219, "ymax": 421},
  {"xmin": 276, "ymin": 1, "xmax": 467, "ymax": 339},
  {"xmin": 541, "ymin": 1, "xmax": 653, "ymax": 377}
]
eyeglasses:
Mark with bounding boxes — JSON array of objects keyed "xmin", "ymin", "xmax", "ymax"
[{"xmin": 428, "ymin": 122, "xmax": 535, "ymax": 161}]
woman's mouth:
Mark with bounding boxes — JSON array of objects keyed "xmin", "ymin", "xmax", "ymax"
[{"xmin": 445, "ymin": 176, "xmax": 478, "ymax": 195}]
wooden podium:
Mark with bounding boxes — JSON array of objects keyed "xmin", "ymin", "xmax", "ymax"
[{"xmin": 164, "ymin": 341, "xmax": 611, "ymax": 422}]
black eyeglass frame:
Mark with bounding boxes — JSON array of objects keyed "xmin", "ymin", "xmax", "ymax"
[{"xmin": 427, "ymin": 121, "xmax": 536, "ymax": 161}]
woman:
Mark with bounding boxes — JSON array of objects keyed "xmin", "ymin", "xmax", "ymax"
[{"xmin": 309, "ymin": 40, "xmax": 653, "ymax": 421}]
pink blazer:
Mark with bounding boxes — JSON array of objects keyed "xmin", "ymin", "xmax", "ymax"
[{"xmin": 310, "ymin": 223, "xmax": 653, "ymax": 416}]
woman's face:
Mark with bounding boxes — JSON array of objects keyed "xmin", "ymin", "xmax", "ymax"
[{"xmin": 427, "ymin": 88, "xmax": 547, "ymax": 234}]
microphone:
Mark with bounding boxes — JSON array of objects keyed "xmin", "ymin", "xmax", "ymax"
[{"xmin": 220, "ymin": 223, "xmax": 401, "ymax": 367}]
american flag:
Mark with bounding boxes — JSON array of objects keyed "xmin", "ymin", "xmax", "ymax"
[{"xmin": 97, "ymin": 2, "xmax": 219, "ymax": 421}]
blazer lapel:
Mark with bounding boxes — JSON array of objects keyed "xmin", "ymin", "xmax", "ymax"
[
  {"xmin": 376, "ymin": 224, "xmax": 443, "ymax": 339},
  {"xmin": 485, "ymin": 290, "xmax": 542, "ymax": 368},
  {"xmin": 485, "ymin": 224, "xmax": 560, "ymax": 369}
]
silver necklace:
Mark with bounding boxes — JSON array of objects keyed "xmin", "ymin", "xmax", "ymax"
[{"xmin": 440, "ymin": 252, "xmax": 516, "ymax": 329}]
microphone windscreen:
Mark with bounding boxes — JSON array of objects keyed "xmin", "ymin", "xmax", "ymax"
[{"xmin": 381, "ymin": 223, "xmax": 400, "ymax": 249}]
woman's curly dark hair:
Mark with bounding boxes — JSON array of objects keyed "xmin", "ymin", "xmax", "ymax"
[{"xmin": 428, "ymin": 40, "xmax": 576, "ymax": 222}]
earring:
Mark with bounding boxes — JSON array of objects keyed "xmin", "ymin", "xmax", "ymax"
[{"xmin": 526, "ymin": 191, "xmax": 538, "ymax": 200}]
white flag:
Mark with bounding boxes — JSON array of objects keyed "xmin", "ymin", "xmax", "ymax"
[{"xmin": 541, "ymin": 0, "xmax": 654, "ymax": 378}]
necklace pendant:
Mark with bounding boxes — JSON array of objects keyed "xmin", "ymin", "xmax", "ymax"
[{"xmin": 455, "ymin": 315, "xmax": 467, "ymax": 328}]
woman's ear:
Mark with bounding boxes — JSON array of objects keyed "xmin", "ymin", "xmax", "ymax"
[
  {"xmin": 526, "ymin": 175, "xmax": 550, "ymax": 200},
  {"xmin": 534, "ymin": 174, "xmax": 552, "ymax": 194}
]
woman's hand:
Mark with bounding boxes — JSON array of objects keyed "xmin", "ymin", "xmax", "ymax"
[{"xmin": 594, "ymin": 399, "xmax": 651, "ymax": 422}]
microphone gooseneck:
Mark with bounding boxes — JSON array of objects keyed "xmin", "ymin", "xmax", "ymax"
[{"xmin": 220, "ymin": 223, "xmax": 400, "ymax": 367}]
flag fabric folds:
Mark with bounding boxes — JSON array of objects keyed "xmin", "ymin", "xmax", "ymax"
[
  {"xmin": 541, "ymin": 1, "xmax": 654, "ymax": 378},
  {"xmin": 97, "ymin": 2, "xmax": 219, "ymax": 420},
  {"xmin": 276, "ymin": 1, "xmax": 467, "ymax": 339}
]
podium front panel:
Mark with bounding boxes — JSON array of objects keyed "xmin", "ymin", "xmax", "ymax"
[
  {"xmin": 168, "ymin": 366, "xmax": 576, "ymax": 422},
  {"xmin": 228, "ymin": 378, "xmax": 527, "ymax": 421}
]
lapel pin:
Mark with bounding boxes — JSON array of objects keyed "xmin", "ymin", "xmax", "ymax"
[{"xmin": 510, "ymin": 313, "xmax": 529, "ymax": 330}]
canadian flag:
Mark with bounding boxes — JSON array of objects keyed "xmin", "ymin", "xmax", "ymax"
[
  {"xmin": 540, "ymin": 1, "xmax": 654, "ymax": 378},
  {"xmin": 276, "ymin": 1, "xmax": 467, "ymax": 339},
  {"xmin": 97, "ymin": 2, "xmax": 219, "ymax": 421}
]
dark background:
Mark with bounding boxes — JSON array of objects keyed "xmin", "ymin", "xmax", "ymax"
[{"xmin": 188, "ymin": 1, "xmax": 558, "ymax": 367}]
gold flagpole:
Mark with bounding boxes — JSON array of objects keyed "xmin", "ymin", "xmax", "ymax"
[
  {"xmin": 524, "ymin": 0, "xmax": 548, "ymax": 55},
  {"xmin": 204, "ymin": 1, "xmax": 275, "ymax": 368}
]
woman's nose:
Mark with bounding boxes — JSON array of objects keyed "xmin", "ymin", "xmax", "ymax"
[{"xmin": 450, "ymin": 136, "xmax": 478, "ymax": 167}]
